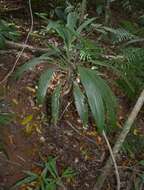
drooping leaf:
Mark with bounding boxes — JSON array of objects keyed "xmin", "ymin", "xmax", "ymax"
[
  {"xmin": 13, "ymin": 176, "xmax": 37, "ymax": 188},
  {"xmin": 78, "ymin": 67, "xmax": 105, "ymax": 132},
  {"xmin": 77, "ymin": 17, "xmax": 96, "ymax": 33},
  {"xmin": 15, "ymin": 52, "xmax": 56, "ymax": 79},
  {"xmin": 55, "ymin": 7, "xmax": 67, "ymax": 21},
  {"xmin": 73, "ymin": 83, "xmax": 88, "ymax": 128},
  {"xmin": 90, "ymin": 60, "xmax": 134, "ymax": 92},
  {"xmin": 0, "ymin": 19, "xmax": 19, "ymax": 46},
  {"xmin": 51, "ymin": 84, "xmax": 61, "ymax": 125},
  {"xmin": 93, "ymin": 76, "xmax": 117, "ymax": 127},
  {"xmin": 37, "ymin": 69, "xmax": 54, "ymax": 104},
  {"xmin": 66, "ymin": 11, "xmax": 78, "ymax": 31},
  {"xmin": 55, "ymin": 26, "xmax": 73, "ymax": 49}
]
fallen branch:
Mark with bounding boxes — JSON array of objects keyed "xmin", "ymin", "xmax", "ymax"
[
  {"xmin": 0, "ymin": 50, "xmax": 31, "ymax": 59},
  {"xmin": 0, "ymin": 0, "xmax": 33, "ymax": 85},
  {"xmin": 5, "ymin": 40, "xmax": 49, "ymax": 54},
  {"xmin": 93, "ymin": 89, "xmax": 144, "ymax": 190},
  {"xmin": 122, "ymin": 38, "xmax": 144, "ymax": 47}
]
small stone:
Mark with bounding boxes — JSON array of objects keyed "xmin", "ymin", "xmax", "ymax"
[
  {"xmin": 74, "ymin": 157, "xmax": 79, "ymax": 163},
  {"xmin": 39, "ymin": 136, "xmax": 46, "ymax": 143}
]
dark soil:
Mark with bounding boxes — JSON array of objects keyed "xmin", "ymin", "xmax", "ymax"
[
  {"xmin": 0, "ymin": 53, "xmax": 104, "ymax": 190},
  {"xmin": 0, "ymin": 50, "xmax": 143, "ymax": 190}
]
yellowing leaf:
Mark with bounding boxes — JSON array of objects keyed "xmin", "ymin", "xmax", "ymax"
[
  {"xmin": 12, "ymin": 98, "xmax": 18, "ymax": 105},
  {"xmin": 26, "ymin": 86, "xmax": 36, "ymax": 93},
  {"xmin": 133, "ymin": 129, "xmax": 138, "ymax": 136},
  {"xmin": 25, "ymin": 124, "xmax": 34, "ymax": 134},
  {"xmin": 21, "ymin": 115, "xmax": 33, "ymax": 125}
]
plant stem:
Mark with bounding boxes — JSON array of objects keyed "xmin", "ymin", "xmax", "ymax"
[
  {"xmin": 79, "ymin": 0, "xmax": 87, "ymax": 25},
  {"xmin": 93, "ymin": 89, "xmax": 144, "ymax": 190},
  {"xmin": 105, "ymin": 0, "xmax": 111, "ymax": 25}
]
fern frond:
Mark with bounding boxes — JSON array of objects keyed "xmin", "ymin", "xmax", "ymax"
[
  {"xmin": 104, "ymin": 27, "xmax": 136, "ymax": 43},
  {"xmin": 123, "ymin": 47, "xmax": 144, "ymax": 64},
  {"xmin": 121, "ymin": 0, "xmax": 132, "ymax": 12},
  {"xmin": 80, "ymin": 39, "xmax": 102, "ymax": 61},
  {"xmin": 111, "ymin": 47, "xmax": 144, "ymax": 97}
]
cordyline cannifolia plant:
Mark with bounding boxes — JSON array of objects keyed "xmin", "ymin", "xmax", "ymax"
[{"xmin": 15, "ymin": 6, "xmax": 117, "ymax": 133}]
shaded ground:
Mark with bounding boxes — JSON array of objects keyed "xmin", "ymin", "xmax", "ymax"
[
  {"xmin": 0, "ymin": 65, "xmax": 103, "ymax": 190},
  {"xmin": 0, "ymin": 5, "xmax": 144, "ymax": 187},
  {"xmin": 0, "ymin": 52, "xmax": 143, "ymax": 190},
  {"xmin": 0, "ymin": 53, "xmax": 105, "ymax": 190}
]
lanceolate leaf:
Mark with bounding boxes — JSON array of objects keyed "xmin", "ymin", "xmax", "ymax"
[
  {"xmin": 90, "ymin": 60, "xmax": 134, "ymax": 92},
  {"xmin": 37, "ymin": 69, "xmax": 54, "ymax": 104},
  {"xmin": 14, "ymin": 176, "xmax": 37, "ymax": 188},
  {"xmin": 94, "ymin": 76, "xmax": 117, "ymax": 127},
  {"xmin": 77, "ymin": 17, "xmax": 96, "ymax": 33},
  {"xmin": 73, "ymin": 83, "xmax": 88, "ymax": 128},
  {"xmin": 47, "ymin": 157, "xmax": 58, "ymax": 178},
  {"xmin": 66, "ymin": 12, "xmax": 78, "ymax": 31},
  {"xmin": 55, "ymin": 26, "xmax": 73, "ymax": 49},
  {"xmin": 52, "ymin": 84, "xmax": 61, "ymax": 125},
  {"xmin": 78, "ymin": 67, "xmax": 105, "ymax": 132},
  {"xmin": 15, "ymin": 52, "xmax": 56, "ymax": 79}
]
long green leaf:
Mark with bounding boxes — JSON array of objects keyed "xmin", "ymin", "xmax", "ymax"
[
  {"xmin": 73, "ymin": 83, "xmax": 88, "ymax": 128},
  {"xmin": 13, "ymin": 176, "xmax": 37, "ymax": 187},
  {"xmin": 77, "ymin": 17, "xmax": 96, "ymax": 33},
  {"xmin": 90, "ymin": 60, "xmax": 134, "ymax": 92},
  {"xmin": 15, "ymin": 52, "xmax": 56, "ymax": 79},
  {"xmin": 66, "ymin": 12, "xmax": 78, "ymax": 31},
  {"xmin": 51, "ymin": 84, "xmax": 61, "ymax": 125},
  {"xmin": 55, "ymin": 26, "xmax": 73, "ymax": 49},
  {"xmin": 78, "ymin": 67, "xmax": 105, "ymax": 132},
  {"xmin": 47, "ymin": 157, "xmax": 58, "ymax": 178},
  {"xmin": 37, "ymin": 69, "xmax": 54, "ymax": 104},
  {"xmin": 94, "ymin": 76, "xmax": 117, "ymax": 127}
]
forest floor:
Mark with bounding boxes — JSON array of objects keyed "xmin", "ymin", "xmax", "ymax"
[{"xmin": 0, "ymin": 5, "xmax": 144, "ymax": 190}]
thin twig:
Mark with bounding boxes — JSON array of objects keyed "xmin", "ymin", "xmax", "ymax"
[
  {"xmin": 66, "ymin": 121, "xmax": 99, "ymax": 148},
  {"xmin": 59, "ymin": 101, "xmax": 72, "ymax": 120},
  {"xmin": 102, "ymin": 130, "xmax": 121, "ymax": 190},
  {"xmin": 93, "ymin": 89, "xmax": 144, "ymax": 190},
  {"xmin": 0, "ymin": 0, "xmax": 33, "ymax": 85}
]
